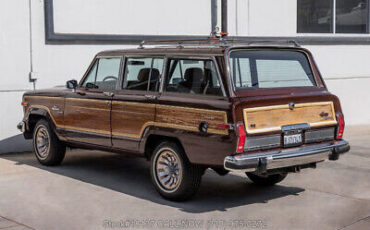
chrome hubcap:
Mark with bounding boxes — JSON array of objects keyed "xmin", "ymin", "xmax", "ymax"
[
  {"xmin": 35, "ymin": 126, "xmax": 50, "ymax": 159},
  {"xmin": 155, "ymin": 150, "xmax": 182, "ymax": 191}
]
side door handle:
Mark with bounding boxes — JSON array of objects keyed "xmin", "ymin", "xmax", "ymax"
[
  {"xmin": 145, "ymin": 95, "xmax": 157, "ymax": 100},
  {"xmin": 103, "ymin": 92, "xmax": 114, "ymax": 97},
  {"xmin": 76, "ymin": 91, "xmax": 86, "ymax": 96}
]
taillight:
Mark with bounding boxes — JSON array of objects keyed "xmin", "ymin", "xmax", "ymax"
[
  {"xmin": 236, "ymin": 123, "xmax": 246, "ymax": 153},
  {"xmin": 336, "ymin": 113, "xmax": 345, "ymax": 140}
]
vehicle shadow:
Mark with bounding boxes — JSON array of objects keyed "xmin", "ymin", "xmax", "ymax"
[
  {"xmin": 0, "ymin": 149, "xmax": 305, "ymax": 213},
  {"xmin": 0, "ymin": 134, "xmax": 32, "ymax": 154}
]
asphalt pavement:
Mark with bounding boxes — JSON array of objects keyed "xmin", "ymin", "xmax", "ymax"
[{"xmin": 0, "ymin": 126, "xmax": 369, "ymax": 230}]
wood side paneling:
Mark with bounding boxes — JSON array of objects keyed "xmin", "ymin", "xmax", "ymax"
[
  {"xmin": 63, "ymin": 98, "xmax": 111, "ymax": 135},
  {"xmin": 24, "ymin": 96, "xmax": 229, "ymax": 140},
  {"xmin": 24, "ymin": 96, "xmax": 65, "ymax": 126},
  {"xmin": 156, "ymin": 104, "xmax": 228, "ymax": 135},
  {"xmin": 111, "ymin": 101, "xmax": 155, "ymax": 139}
]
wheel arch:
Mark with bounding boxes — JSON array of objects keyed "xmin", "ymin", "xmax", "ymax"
[
  {"xmin": 26, "ymin": 108, "xmax": 56, "ymax": 138},
  {"xmin": 142, "ymin": 133, "xmax": 185, "ymax": 161}
]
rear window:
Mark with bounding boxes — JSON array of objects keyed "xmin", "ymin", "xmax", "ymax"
[{"xmin": 229, "ymin": 50, "xmax": 316, "ymax": 90}]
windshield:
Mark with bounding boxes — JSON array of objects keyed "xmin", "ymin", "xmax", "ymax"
[{"xmin": 229, "ymin": 50, "xmax": 316, "ymax": 90}]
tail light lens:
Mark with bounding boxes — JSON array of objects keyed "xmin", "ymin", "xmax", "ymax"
[
  {"xmin": 336, "ymin": 113, "xmax": 345, "ymax": 140},
  {"xmin": 236, "ymin": 123, "xmax": 246, "ymax": 153}
]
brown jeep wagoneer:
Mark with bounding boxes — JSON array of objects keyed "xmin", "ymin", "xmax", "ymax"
[{"xmin": 18, "ymin": 39, "xmax": 350, "ymax": 200}]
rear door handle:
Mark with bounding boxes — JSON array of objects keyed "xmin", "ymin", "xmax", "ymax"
[
  {"xmin": 103, "ymin": 92, "xmax": 114, "ymax": 97},
  {"xmin": 76, "ymin": 91, "xmax": 86, "ymax": 96},
  {"xmin": 145, "ymin": 95, "xmax": 157, "ymax": 100}
]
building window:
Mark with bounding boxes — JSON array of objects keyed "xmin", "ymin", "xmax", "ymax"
[{"xmin": 297, "ymin": 0, "xmax": 369, "ymax": 34}]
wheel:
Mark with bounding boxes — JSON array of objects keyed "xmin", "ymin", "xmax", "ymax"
[
  {"xmin": 150, "ymin": 141, "xmax": 202, "ymax": 201},
  {"xmin": 246, "ymin": 172, "xmax": 287, "ymax": 186},
  {"xmin": 33, "ymin": 119, "xmax": 66, "ymax": 166}
]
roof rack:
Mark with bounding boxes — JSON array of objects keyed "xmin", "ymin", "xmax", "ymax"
[
  {"xmin": 137, "ymin": 38, "xmax": 229, "ymax": 49},
  {"xmin": 137, "ymin": 38, "xmax": 301, "ymax": 49}
]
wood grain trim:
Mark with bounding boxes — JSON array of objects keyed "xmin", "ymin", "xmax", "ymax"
[
  {"xmin": 156, "ymin": 104, "xmax": 228, "ymax": 119},
  {"xmin": 65, "ymin": 97, "xmax": 109, "ymax": 104},
  {"xmin": 63, "ymin": 125, "xmax": 111, "ymax": 136},
  {"xmin": 112, "ymin": 121, "xmax": 227, "ymax": 139},
  {"xmin": 26, "ymin": 105, "xmax": 59, "ymax": 125},
  {"xmin": 244, "ymin": 102, "xmax": 337, "ymax": 134},
  {"xmin": 24, "ymin": 96, "xmax": 64, "ymax": 101},
  {"xmin": 26, "ymin": 102, "xmax": 228, "ymax": 139},
  {"xmin": 244, "ymin": 102, "xmax": 334, "ymax": 112},
  {"xmin": 112, "ymin": 100, "xmax": 156, "ymax": 108}
]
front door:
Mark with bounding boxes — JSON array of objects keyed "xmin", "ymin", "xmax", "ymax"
[{"xmin": 64, "ymin": 56, "xmax": 122, "ymax": 147}]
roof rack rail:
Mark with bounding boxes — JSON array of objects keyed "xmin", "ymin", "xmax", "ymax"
[
  {"xmin": 137, "ymin": 38, "xmax": 300, "ymax": 49},
  {"xmin": 137, "ymin": 38, "xmax": 228, "ymax": 49}
]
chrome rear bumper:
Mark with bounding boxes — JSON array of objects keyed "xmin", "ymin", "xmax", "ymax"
[{"xmin": 224, "ymin": 140, "xmax": 350, "ymax": 173}]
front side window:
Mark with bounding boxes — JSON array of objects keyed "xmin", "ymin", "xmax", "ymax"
[
  {"xmin": 298, "ymin": 0, "xmax": 369, "ymax": 34},
  {"xmin": 229, "ymin": 50, "xmax": 316, "ymax": 90},
  {"xmin": 82, "ymin": 57, "xmax": 121, "ymax": 90},
  {"xmin": 165, "ymin": 59, "xmax": 223, "ymax": 96},
  {"xmin": 123, "ymin": 57, "xmax": 164, "ymax": 91}
]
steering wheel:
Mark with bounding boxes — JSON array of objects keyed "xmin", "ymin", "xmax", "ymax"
[{"xmin": 103, "ymin": 76, "xmax": 118, "ymax": 82}]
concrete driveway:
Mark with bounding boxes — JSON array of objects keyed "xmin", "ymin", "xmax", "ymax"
[{"xmin": 0, "ymin": 126, "xmax": 369, "ymax": 230}]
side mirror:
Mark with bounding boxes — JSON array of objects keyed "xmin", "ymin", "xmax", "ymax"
[{"xmin": 66, "ymin": 80, "xmax": 78, "ymax": 90}]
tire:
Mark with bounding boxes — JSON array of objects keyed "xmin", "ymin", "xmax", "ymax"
[
  {"xmin": 150, "ymin": 141, "xmax": 202, "ymax": 201},
  {"xmin": 246, "ymin": 172, "xmax": 287, "ymax": 186},
  {"xmin": 33, "ymin": 119, "xmax": 66, "ymax": 166}
]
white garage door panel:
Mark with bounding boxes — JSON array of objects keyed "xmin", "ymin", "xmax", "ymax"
[{"xmin": 53, "ymin": 0, "xmax": 212, "ymax": 35}]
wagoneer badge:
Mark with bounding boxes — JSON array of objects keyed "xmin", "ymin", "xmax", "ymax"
[{"xmin": 289, "ymin": 103, "xmax": 295, "ymax": 110}]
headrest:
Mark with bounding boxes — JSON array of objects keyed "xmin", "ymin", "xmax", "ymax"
[
  {"xmin": 184, "ymin": 68, "xmax": 203, "ymax": 83},
  {"xmin": 137, "ymin": 68, "xmax": 160, "ymax": 82}
]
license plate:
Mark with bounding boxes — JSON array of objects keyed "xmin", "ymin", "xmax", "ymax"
[{"xmin": 284, "ymin": 133, "xmax": 302, "ymax": 147}]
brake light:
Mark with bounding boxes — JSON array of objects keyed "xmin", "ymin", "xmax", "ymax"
[
  {"xmin": 217, "ymin": 123, "xmax": 231, "ymax": 130},
  {"xmin": 336, "ymin": 113, "xmax": 345, "ymax": 140},
  {"xmin": 236, "ymin": 123, "xmax": 246, "ymax": 153}
]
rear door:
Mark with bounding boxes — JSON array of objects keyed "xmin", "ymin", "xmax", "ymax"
[
  {"xmin": 64, "ymin": 56, "xmax": 122, "ymax": 147},
  {"xmin": 156, "ymin": 57, "xmax": 232, "ymax": 165},
  {"xmin": 111, "ymin": 56, "xmax": 164, "ymax": 151}
]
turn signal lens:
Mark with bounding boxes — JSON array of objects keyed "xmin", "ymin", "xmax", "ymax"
[
  {"xmin": 336, "ymin": 113, "xmax": 345, "ymax": 140},
  {"xmin": 236, "ymin": 123, "xmax": 246, "ymax": 153},
  {"xmin": 21, "ymin": 101, "xmax": 28, "ymax": 107}
]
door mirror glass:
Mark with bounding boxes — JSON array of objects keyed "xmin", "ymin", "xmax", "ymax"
[{"xmin": 66, "ymin": 80, "xmax": 78, "ymax": 89}]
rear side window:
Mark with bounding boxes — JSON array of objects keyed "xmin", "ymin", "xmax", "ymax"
[
  {"xmin": 229, "ymin": 50, "xmax": 316, "ymax": 90},
  {"xmin": 165, "ymin": 59, "xmax": 223, "ymax": 96},
  {"xmin": 123, "ymin": 57, "xmax": 164, "ymax": 91}
]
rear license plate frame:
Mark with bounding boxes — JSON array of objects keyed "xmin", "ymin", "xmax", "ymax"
[{"xmin": 283, "ymin": 131, "xmax": 303, "ymax": 147}]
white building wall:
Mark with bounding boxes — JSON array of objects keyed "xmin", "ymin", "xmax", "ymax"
[
  {"xmin": 0, "ymin": 0, "xmax": 32, "ymax": 140},
  {"xmin": 0, "ymin": 0, "xmax": 370, "ymax": 141}
]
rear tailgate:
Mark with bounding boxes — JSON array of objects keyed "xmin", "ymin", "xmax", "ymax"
[{"xmin": 232, "ymin": 91, "xmax": 342, "ymax": 152}]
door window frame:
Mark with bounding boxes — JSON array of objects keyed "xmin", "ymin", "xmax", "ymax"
[
  {"xmin": 161, "ymin": 56, "xmax": 227, "ymax": 98},
  {"xmin": 120, "ymin": 55, "xmax": 166, "ymax": 94},
  {"xmin": 79, "ymin": 55, "xmax": 124, "ymax": 92}
]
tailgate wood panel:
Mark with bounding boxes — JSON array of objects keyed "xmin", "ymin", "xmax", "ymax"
[{"xmin": 244, "ymin": 102, "xmax": 337, "ymax": 134}]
